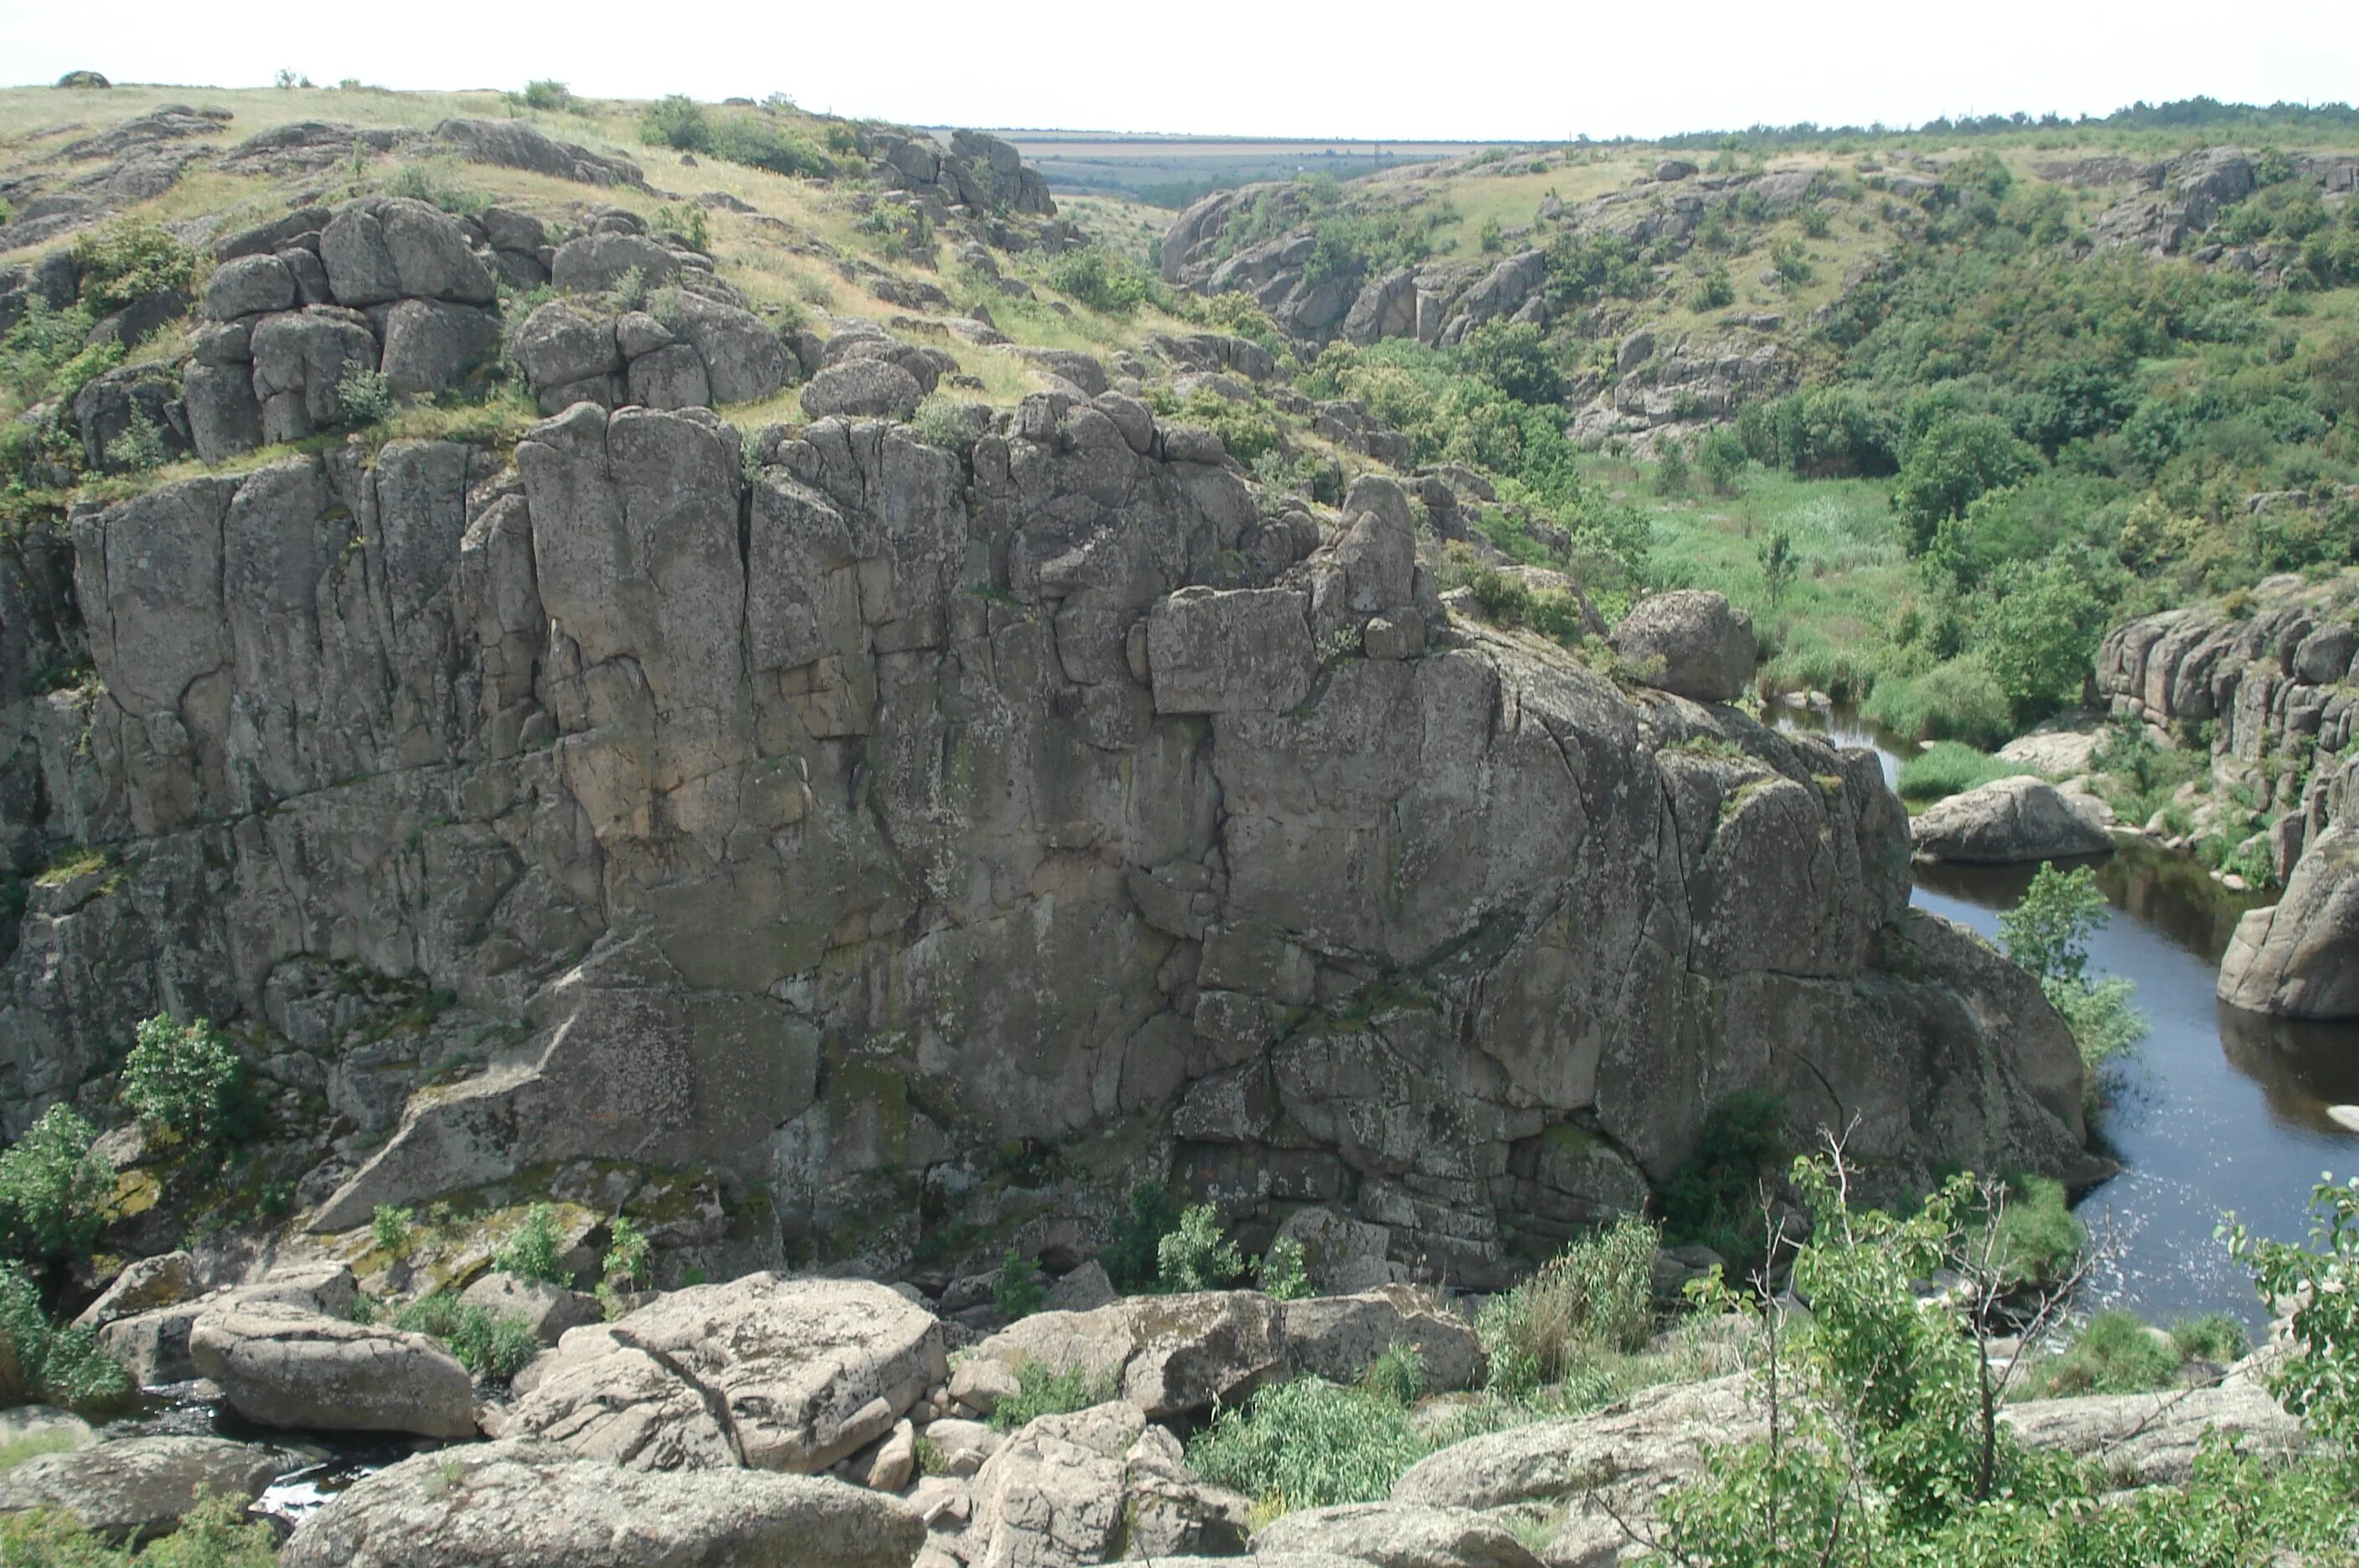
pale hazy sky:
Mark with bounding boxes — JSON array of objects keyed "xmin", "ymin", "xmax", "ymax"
[{"xmin": 7, "ymin": 0, "xmax": 2355, "ymax": 142}]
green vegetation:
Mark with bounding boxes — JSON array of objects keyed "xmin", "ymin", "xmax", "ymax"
[
  {"xmin": 1984, "ymin": 1173, "xmax": 2086, "ymax": 1292},
  {"xmin": 637, "ymin": 95, "xmax": 828, "ymax": 178},
  {"xmin": 993, "ymin": 1247, "xmax": 1046, "ymax": 1320},
  {"xmin": 2022, "ymin": 1308, "xmax": 2182, "ymax": 1396},
  {"xmin": 492, "ymin": 1203, "xmax": 570, "ymax": 1287},
  {"xmin": 2001, "ymin": 864, "xmax": 2146, "ymax": 1097},
  {"xmin": 1656, "ymin": 1091, "xmax": 1786, "ymax": 1266},
  {"xmin": 1156, "ymin": 1203, "xmax": 1246, "ymax": 1292},
  {"xmin": 1099, "ymin": 1182, "xmax": 1181, "ymax": 1292},
  {"xmin": 1476, "ymin": 1216, "xmax": 1657, "ymax": 1397},
  {"xmin": 0, "ymin": 1106, "xmax": 114, "ymax": 1268},
  {"xmin": 1895, "ymin": 740, "xmax": 2033, "ymax": 803},
  {"xmin": 1660, "ymin": 1153, "xmax": 2359, "ymax": 1568},
  {"xmin": 370, "ymin": 1204, "xmax": 412, "ymax": 1254},
  {"xmin": 121, "ymin": 1014, "xmax": 256, "ymax": 1156},
  {"xmin": 0, "ymin": 1493, "xmax": 279, "ymax": 1568},
  {"xmin": 335, "ymin": 364, "xmax": 392, "ymax": 425},
  {"xmin": 1044, "ymin": 245, "xmax": 1154, "ymax": 313},
  {"xmin": 393, "ymin": 1294, "xmax": 541, "ymax": 1382},
  {"xmin": 987, "ymin": 1359, "xmax": 1115, "ymax": 1432},
  {"xmin": 2228, "ymin": 1173, "xmax": 2359, "ymax": 1447},
  {"xmin": 1257, "ymin": 1236, "xmax": 1313, "ymax": 1302},
  {"xmin": 1189, "ymin": 1374, "xmax": 1427, "ymax": 1514},
  {"xmin": 0, "ymin": 1264, "xmax": 132, "ymax": 1416}
]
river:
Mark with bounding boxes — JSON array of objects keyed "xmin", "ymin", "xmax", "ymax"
[{"xmin": 1778, "ymin": 705, "xmax": 2359, "ymax": 1328}]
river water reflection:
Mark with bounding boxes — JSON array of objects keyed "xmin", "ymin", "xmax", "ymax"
[{"xmin": 1776, "ymin": 704, "xmax": 2359, "ymax": 1326}]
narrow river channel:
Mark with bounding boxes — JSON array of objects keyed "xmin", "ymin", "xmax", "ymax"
[{"xmin": 1778, "ymin": 705, "xmax": 2359, "ymax": 1328}]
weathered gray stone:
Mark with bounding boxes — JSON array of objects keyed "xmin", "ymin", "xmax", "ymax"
[
  {"xmin": 1146, "ymin": 587, "xmax": 1314, "ymax": 714},
  {"xmin": 973, "ymin": 1292, "xmax": 1283, "ymax": 1420},
  {"xmin": 1252, "ymin": 1503, "xmax": 1542, "ymax": 1568},
  {"xmin": 201, "ymin": 254, "xmax": 295, "ymax": 321},
  {"xmin": 549, "ymin": 232, "xmax": 680, "ymax": 294},
  {"xmin": 500, "ymin": 1275, "xmax": 946, "ymax": 1471},
  {"xmin": 189, "ymin": 1302, "xmax": 476, "ymax": 1437},
  {"xmin": 511, "ymin": 301, "xmax": 621, "ymax": 393},
  {"xmin": 965, "ymin": 1401, "xmax": 1140, "ymax": 1568},
  {"xmin": 1610, "ymin": 591, "xmax": 1757, "ymax": 703},
  {"xmin": 0, "ymin": 1436, "xmax": 288, "ymax": 1543},
  {"xmin": 627, "ymin": 342, "xmax": 711, "ymax": 410},
  {"xmin": 2219, "ymin": 826, "xmax": 2359, "ymax": 1019},
  {"xmin": 281, "ymin": 1441, "xmax": 923, "ymax": 1568},
  {"xmin": 248, "ymin": 306, "xmax": 378, "ymax": 437},
  {"xmin": 1910, "ymin": 775, "xmax": 2114, "ymax": 865},
  {"xmin": 800, "ymin": 358, "xmax": 923, "ymax": 420},
  {"xmin": 458, "ymin": 1271, "xmax": 602, "ymax": 1345},
  {"xmin": 96, "ymin": 1264, "xmax": 355, "ymax": 1386},
  {"xmin": 670, "ymin": 293, "xmax": 788, "ymax": 405},
  {"xmin": 375, "ymin": 299, "xmax": 500, "ymax": 400},
  {"xmin": 1281, "ymin": 1286, "xmax": 1482, "ymax": 1392}
]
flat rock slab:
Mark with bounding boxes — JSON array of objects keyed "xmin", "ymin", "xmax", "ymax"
[
  {"xmin": 1252, "ymin": 1502, "xmax": 1544, "ymax": 1568},
  {"xmin": 501, "ymin": 1273, "xmax": 946, "ymax": 1472},
  {"xmin": 281, "ymin": 1440, "xmax": 923, "ymax": 1568},
  {"xmin": 0, "ymin": 1435, "xmax": 289, "ymax": 1541},
  {"xmin": 189, "ymin": 1302, "xmax": 476, "ymax": 1438},
  {"xmin": 1910, "ymin": 774, "xmax": 2114, "ymax": 864}
]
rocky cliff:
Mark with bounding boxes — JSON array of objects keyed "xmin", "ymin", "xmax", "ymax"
[
  {"xmin": 2097, "ymin": 570, "xmax": 2359, "ymax": 1018},
  {"xmin": 0, "ymin": 376, "xmax": 2084, "ymax": 1282}
]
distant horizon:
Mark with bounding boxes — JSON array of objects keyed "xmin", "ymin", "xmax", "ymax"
[{"xmin": 4, "ymin": 0, "xmax": 2354, "ymax": 143}]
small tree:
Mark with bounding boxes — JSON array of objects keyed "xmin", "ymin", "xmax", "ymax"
[
  {"xmin": 0, "ymin": 1106, "xmax": 115, "ymax": 1266},
  {"xmin": 994, "ymin": 1247, "xmax": 1047, "ymax": 1319},
  {"xmin": 1696, "ymin": 428, "xmax": 1748, "ymax": 495},
  {"xmin": 2228, "ymin": 1176, "xmax": 2359, "ymax": 1447},
  {"xmin": 121, "ymin": 1014, "xmax": 253, "ymax": 1153},
  {"xmin": 1758, "ymin": 528, "xmax": 1796, "ymax": 605},
  {"xmin": 1158, "ymin": 1204, "xmax": 1245, "ymax": 1292},
  {"xmin": 1999, "ymin": 864, "xmax": 2108, "ymax": 988}
]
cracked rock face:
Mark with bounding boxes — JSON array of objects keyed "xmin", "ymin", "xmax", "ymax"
[{"xmin": 0, "ymin": 400, "xmax": 2083, "ymax": 1281}]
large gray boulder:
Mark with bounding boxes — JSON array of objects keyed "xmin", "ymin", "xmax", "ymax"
[
  {"xmin": 2218, "ymin": 826, "xmax": 2359, "ymax": 1019},
  {"xmin": 1999, "ymin": 1373, "xmax": 2309, "ymax": 1484},
  {"xmin": 1145, "ymin": 586, "xmax": 1315, "ymax": 714},
  {"xmin": 281, "ymin": 1440, "xmax": 924, "ymax": 1568},
  {"xmin": 499, "ymin": 1275, "xmax": 947, "ymax": 1472},
  {"xmin": 202, "ymin": 253, "xmax": 297, "ymax": 321},
  {"xmin": 549, "ymin": 232, "xmax": 680, "ymax": 294},
  {"xmin": 1252, "ymin": 1503, "xmax": 1543, "ymax": 1568},
  {"xmin": 963, "ymin": 1401, "xmax": 1139, "ymax": 1568},
  {"xmin": 0, "ymin": 1436, "xmax": 289, "ymax": 1541},
  {"xmin": 182, "ymin": 359, "xmax": 265, "ymax": 462},
  {"xmin": 430, "ymin": 117, "xmax": 643, "ymax": 188},
  {"xmin": 1280, "ymin": 1286, "xmax": 1482, "ymax": 1392},
  {"xmin": 799, "ymin": 358, "xmax": 923, "ymax": 421},
  {"xmin": 459, "ymin": 1271, "xmax": 602, "ymax": 1346},
  {"xmin": 973, "ymin": 1291, "xmax": 1284, "ymax": 1420},
  {"xmin": 96, "ymin": 1261, "xmax": 354, "ymax": 1386},
  {"xmin": 320, "ymin": 199, "xmax": 494, "ymax": 307},
  {"xmin": 376, "ymin": 299, "xmax": 500, "ymax": 400},
  {"xmin": 1910, "ymin": 774, "xmax": 2114, "ymax": 864},
  {"xmin": 248, "ymin": 306, "xmax": 378, "ymax": 439},
  {"xmin": 188, "ymin": 1302, "xmax": 477, "ymax": 1437},
  {"xmin": 670, "ymin": 293, "xmax": 789, "ymax": 405},
  {"xmin": 1609, "ymin": 590, "xmax": 1758, "ymax": 703}
]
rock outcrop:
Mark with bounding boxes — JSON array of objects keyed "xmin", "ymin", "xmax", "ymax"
[
  {"xmin": 281, "ymin": 1440, "xmax": 926, "ymax": 1568},
  {"xmin": 1608, "ymin": 591, "xmax": 1757, "ymax": 704},
  {"xmin": 0, "ymin": 392, "xmax": 2083, "ymax": 1284},
  {"xmin": 0, "ymin": 1435, "xmax": 289, "ymax": 1541},
  {"xmin": 498, "ymin": 1275, "xmax": 946, "ymax": 1471},
  {"xmin": 2100, "ymin": 571, "xmax": 2359, "ymax": 1017},
  {"xmin": 1909, "ymin": 775, "xmax": 2114, "ymax": 864},
  {"xmin": 188, "ymin": 1303, "xmax": 477, "ymax": 1437}
]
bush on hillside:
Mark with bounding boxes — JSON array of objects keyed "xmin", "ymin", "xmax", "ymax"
[
  {"xmin": 1892, "ymin": 413, "xmax": 2038, "ymax": 552},
  {"xmin": 0, "ymin": 1263, "xmax": 132, "ymax": 1415},
  {"xmin": 988, "ymin": 1359, "xmax": 1114, "ymax": 1431},
  {"xmin": 0, "ymin": 1106, "xmax": 114, "ymax": 1268},
  {"xmin": 1859, "ymin": 652, "xmax": 2013, "ymax": 746},
  {"xmin": 493, "ymin": 1203, "xmax": 570, "ymax": 1287},
  {"xmin": 1188, "ymin": 1376, "xmax": 1426, "ymax": 1512},
  {"xmin": 1477, "ymin": 1216, "xmax": 1657, "ymax": 1396},
  {"xmin": 1044, "ymin": 245, "xmax": 1152, "ymax": 312},
  {"xmin": 2024, "ymin": 1308, "xmax": 2181, "ymax": 1397},
  {"xmin": 121, "ymin": 1014, "xmax": 256, "ymax": 1155},
  {"xmin": 1157, "ymin": 1204, "xmax": 1244, "ymax": 1292},
  {"xmin": 1656, "ymin": 1091, "xmax": 1786, "ymax": 1267},
  {"xmin": 393, "ymin": 1294, "xmax": 540, "ymax": 1382},
  {"xmin": 1099, "ymin": 1182, "xmax": 1181, "ymax": 1292}
]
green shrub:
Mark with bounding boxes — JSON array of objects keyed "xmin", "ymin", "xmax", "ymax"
[
  {"xmin": 370, "ymin": 1204, "xmax": 412, "ymax": 1255},
  {"xmin": 0, "ymin": 1264, "xmax": 133, "ymax": 1416},
  {"xmin": 1975, "ymin": 560, "xmax": 2107, "ymax": 720},
  {"xmin": 989, "ymin": 1359, "xmax": 1114, "ymax": 1431},
  {"xmin": 70, "ymin": 222, "xmax": 198, "ymax": 314},
  {"xmin": 1158, "ymin": 1204, "xmax": 1245, "ymax": 1293},
  {"xmin": 2169, "ymin": 1311, "xmax": 2249, "ymax": 1363},
  {"xmin": 1, "ymin": 298, "xmax": 104, "ymax": 404},
  {"xmin": 993, "ymin": 1248, "xmax": 1046, "ymax": 1320},
  {"xmin": 0, "ymin": 1106, "xmax": 114, "ymax": 1267},
  {"xmin": 640, "ymin": 95, "xmax": 710, "ymax": 152},
  {"xmin": 1451, "ymin": 322, "xmax": 1561, "ymax": 405},
  {"xmin": 1687, "ymin": 268, "xmax": 1736, "ymax": 310},
  {"xmin": 493, "ymin": 1203, "xmax": 570, "ymax": 1287},
  {"xmin": 2025, "ymin": 1308, "xmax": 2181, "ymax": 1396},
  {"xmin": 1, "ymin": 1490, "xmax": 279, "ymax": 1568},
  {"xmin": 519, "ymin": 79, "xmax": 572, "ymax": 111},
  {"xmin": 1892, "ymin": 413, "xmax": 2039, "ymax": 553},
  {"xmin": 1045, "ymin": 245, "xmax": 1151, "ymax": 313},
  {"xmin": 1477, "ymin": 1216, "xmax": 1657, "ymax": 1396},
  {"xmin": 336, "ymin": 364, "xmax": 392, "ymax": 425},
  {"xmin": 1859, "ymin": 653, "xmax": 2014, "ymax": 746},
  {"xmin": 121, "ymin": 1014, "xmax": 255, "ymax": 1154},
  {"xmin": 1896, "ymin": 740, "xmax": 2031, "ymax": 803},
  {"xmin": 1100, "ymin": 1183, "xmax": 1181, "ymax": 1292},
  {"xmin": 1363, "ymin": 1340, "xmax": 1427, "ymax": 1406},
  {"xmin": 1656, "ymin": 1091, "xmax": 1784, "ymax": 1266},
  {"xmin": 1258, "ymin": 1236, "xmax": 1312, "ymax": 1302},
  {"xmin": 602, "ymin": 1214, "xmax": 649, "ymax": 1291},
  {"xmin": 709, "ymin": 118, "xmax": 828, "ymax": 179},
  {"xmin": 1696, "ymin": 427, "xmax": 1748, "ymax": 494},
  {"xmin": 1188, "ymin": 1376, "xmax": 1426, "ymax": 1512},
  {"xmin": 2228, "ymin": 1173, "xmax": 2359, "ymax": 1447},
  {"xmin": 1985, "ymin": 1173, "xmax": 2084, "ymax": 1291},
  {"xmin": 393, "ymin": 1294, "xmax": 541, "ymax": 1382},
  {"xmin": 2000, "ymin": 864, "xmax": 2107, "ymax": 988}
]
